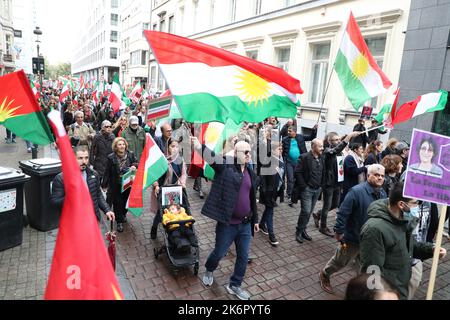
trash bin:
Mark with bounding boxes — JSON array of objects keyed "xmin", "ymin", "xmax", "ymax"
[
  {"xmin": 0, "ymin": 166, "xmax": 30, "ymax": 251},
  {"xmin": 19, "ymin": 158, "xmax": 62, "ymax": 231}
]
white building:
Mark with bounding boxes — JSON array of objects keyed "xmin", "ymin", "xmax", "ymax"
[
  {"xmin": 144, "ymin": 0, "xmax": 410, "ymax": 136},
  {"xmin": 71, "ymin": 0, "xmax": 121, "ymax": 83},
  {"xmin": 12, "ymin": 0, "xmax": 38, "ymax": 76},
  {"xmin": 0, "ymin": 0, "xmax": 15, "ymax": 75},
  {"xmin": 119, "ymin": 0, "xmax": 152, "ymax": 87}
]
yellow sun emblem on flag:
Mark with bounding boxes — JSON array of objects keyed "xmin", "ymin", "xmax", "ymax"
[
  {"xmin": 235, "ymin": 69, "xmax": 271, "ymax": 107},
  {"xmin": 0, "ymin": 97, "xmax": 20, "ymax": 123},
  {"xmin": 351, "ymin": 53, "xmax": 370, "ymax": 80},
  {"xmin": 204, "ymin": 124, "xmax": 221, "ymax": 146}
]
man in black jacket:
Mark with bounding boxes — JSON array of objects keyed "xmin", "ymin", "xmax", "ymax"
[
  {"xmin": 313, "ymin": 131, "xmax": 362, "ymax": 236},
  {"xmin": 191, "ymin": 136, "xmax": 259, "ymax": 300},
  {"xmin": 292, "ymin": 138, "xmax": 324, "ymax": 243},
  {"xmin": 50, "ymin": 146, "xmax": 115, "ymax": 223},
  {"xmin": 350, "ymin": 118, "xmax": 369, "ymax": 149},
  {"xmin": 281, "ymin": 124, "xmax": 317, "ymax": 205}
]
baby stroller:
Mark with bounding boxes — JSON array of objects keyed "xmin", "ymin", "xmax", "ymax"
[{"xmin": 153, "ymin": 185, "xmax": 200, "ymax": 275}]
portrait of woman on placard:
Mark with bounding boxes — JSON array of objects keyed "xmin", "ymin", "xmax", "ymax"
[{"xmin": 409, "ymin": 137, "xmax": 443, "ymax": 178}]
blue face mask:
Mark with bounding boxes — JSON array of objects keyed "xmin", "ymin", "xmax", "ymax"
[{"xmin": 403, "ymin": 203, "xmax": 420, "ymax": 220}]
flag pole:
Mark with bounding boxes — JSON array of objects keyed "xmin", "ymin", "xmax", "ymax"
[
  {"xmin": 426, "ymin": 205, "xmax": 448, "ymax": 300},
  {"xmin": 316, "ymin": 67, "xmax": 335, "ymax": 124}
]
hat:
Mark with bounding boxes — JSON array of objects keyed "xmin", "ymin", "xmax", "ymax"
[
  {"xmin": 396, "ymin": 142, "xmax": 410, "ymax": 152},
  {"xmin": 101, "ymin": 120, "xmax": 112, "ymax": 129},
  {"xmin": 129, "ymin": 116, "xmax": 139, "ymax": 125}
]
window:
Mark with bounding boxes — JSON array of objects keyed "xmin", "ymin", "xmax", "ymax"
[
  {"xmin": 110, "ymin": 31, "xmax": 118, "ymax": 43},
  {"xmin": 130, "ymin": 51, "xmax": 140, "ymax": 65},
  {"xmin": 141, "ymin": 51, "xmax": 148, "ymax": 65},
  {"xmin": 159, "ymin": 19, "xmax": 166, "ymax": 32},
  {"xmin": 254, "ymin": 0, "xmax": 262, "ymax": 15},
  {"xmin": 193, "ymin": 0, "xmax": 199, "ymax": 32},
  {"xmin": 309, "ymin": 43, "xmax": 330, "ymax": 104},
  {"xmin": 158, "ymin": 68, "xmax": 165, "ymax": 91},
  {"xmin": 275, "ymin": 47, "xmax": 291, "ymax": 72},
  {"xmin": 364, "ymin": 35, "xmax": 386, "ymax": 108},
  {"xmin": 229, "ymin": 0, "xmax": 236, "ymax": 22},
  {"xmin": 246, "ymin": 50, "xmax": 258, "ymax": 60},
  {"xmin": 111, "ymin": 13, "xmax": 118, "ymax": 26},
  {"xmin": 5, "ymin": 34, "xmax": 11, "ymax": 54},
  {"xmin": 110, "ymin": 47, "xmax": 118, "ymax": 59},
  {"xmin": 150, "ymin": 66, "xmax": 157, "ymax": 88},
  {"xmin": 168, "ymin": 16, "xmax": 175, "ymax": 34},
  {"xmin": 111, "ymin": 0, "xmax": 118, "ymax": 8},
  {"xmin": 283, "ymin": 0, "xmax": 295, "ymax": 7}
]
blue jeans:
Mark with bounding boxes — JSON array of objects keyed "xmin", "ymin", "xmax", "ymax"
[
  {"xmin": 285, "ymin": 161, "xmax": 296, "ymax": 198},
  {"xmin": 260, "ymin": 206, "xmax": 274, "ymax": 236},
  {"xmin": 296, "ymin": 186, "xmax": 322, "ymax": 234},
  {"xmin": 205, "ymin": 222, "xmax": 252, "ymax": 287}
]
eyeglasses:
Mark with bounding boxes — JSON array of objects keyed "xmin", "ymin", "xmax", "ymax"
[
  {"xmin": 420, "ymin": 147, "xmax": 434, "ymax": 153},
  {"xmin": 104, "ymin": 125, "xmax": 112, "ymax": 128},
  {"xmin": 237, "ymin": 150, "xmax": 251, "ymax": 155}
]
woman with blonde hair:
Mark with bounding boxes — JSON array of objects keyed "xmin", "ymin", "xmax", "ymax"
[{"xmin": 102, "ymin": 137, "xmax": 138, "ymax": 232}]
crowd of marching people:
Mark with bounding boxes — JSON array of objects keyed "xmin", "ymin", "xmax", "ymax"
[{"xmin": 7, "ymin": 86, "xmax": 449, "ymax": 301}]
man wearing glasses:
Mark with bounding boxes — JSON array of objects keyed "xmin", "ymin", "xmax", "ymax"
[
  {"xmin": 359, "ymin": 182, "xmax": 446, "ymax": 300},
  {"xmin": 191, "ymin": 136, "xmax": 259, "ymax": 300}
]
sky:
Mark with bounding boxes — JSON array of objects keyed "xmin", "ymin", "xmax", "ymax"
[{"xmin": 36, "ymin": 0, "xmax": 83, "ymax": 65}]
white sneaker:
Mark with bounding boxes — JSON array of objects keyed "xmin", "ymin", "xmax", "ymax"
[
  {"xmin": 202, "ymin": 271, "xmax": 214, "ymax": 286},
  {"xmin": 226, "ymin": 284, "xmax": 250, "ymax": 300}
]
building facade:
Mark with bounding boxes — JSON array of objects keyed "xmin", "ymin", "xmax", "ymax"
[
  {"xmin": 0, "ymin": 0, "xmax": 15, "ymax": 75},
  {"xmin": 120, "ymin": 0, "xmax": 152, "ymax": 87},
  {"xmin": 71, "ymin": 0, "xmax": 121, "ymax": 82},
  {"xmin": 143, "ymin": 0, "xmax": 411, "ymax": 136},
  {"xmin": 12, "ymin": 0, "xmax": 38, "ymax": 76},
  {"xmin": 391, "ymin": 0, "xmax": 450, "ymax": 141}
]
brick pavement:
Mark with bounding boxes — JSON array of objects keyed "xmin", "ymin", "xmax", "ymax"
[{"xmin": 0, "ymin": 131, "xmax": 449, "ymax": 300}]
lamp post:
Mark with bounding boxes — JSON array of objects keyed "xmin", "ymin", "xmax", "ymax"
[{"xmin": 32, "ymin": 26, "xmax": 43, "ymax": 159}]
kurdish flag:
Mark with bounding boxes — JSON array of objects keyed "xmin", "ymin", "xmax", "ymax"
[
  {"xmin": 392, "ymin": 90, "xmax": 448, "ymax": 125},
  {"xmin": 127, "ymin": 133, "xmax": 168, "ymax": 217},
  {"xmin": 335, "ymin": 12, "xmax": 392, "ymax": 110},
  {"xmin": 144, "ymin": 31, "xmax": 302, "ymax": 124},
  {"xmin": 0, "ymin": 70, "xmax": 54, "ymax": 145}
]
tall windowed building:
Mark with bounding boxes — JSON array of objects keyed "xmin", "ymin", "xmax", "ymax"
[
  {"xmin": 0, "ymin": 0, "xmax": 15, "ymax": 75},
  {"xmin": 71, "ymin": 0, "xmax": 121, "ymax": 82},
  {"xmin": 145, "ymin": 0, "xmax": 410, "ymax": 134}
]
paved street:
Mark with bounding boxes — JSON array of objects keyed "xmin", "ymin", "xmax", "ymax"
[{"xmin": 1, "ymin": 132, "xmax": 450, "ymax": 300}]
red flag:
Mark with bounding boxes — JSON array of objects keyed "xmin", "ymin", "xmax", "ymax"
[
  {"xmin": 45, "ymin": 110, "xmax": 124, "ymax": 300},
  {"xmin": 188, "ymin": 123, "xmax": 208, "ymax": 179}
]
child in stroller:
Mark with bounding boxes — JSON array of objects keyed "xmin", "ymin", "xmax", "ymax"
[{"xmin": 162, "ymin": 204, "xmax": 198, "ymax": 253}]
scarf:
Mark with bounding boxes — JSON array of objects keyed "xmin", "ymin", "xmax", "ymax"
[{"xmin": 348, "ymin": 150, "xmax": 365, "ymax": 183}]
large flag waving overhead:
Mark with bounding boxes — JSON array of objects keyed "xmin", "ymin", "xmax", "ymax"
[
  {"xmin": 335, "ymin": 12, "xmax": 392, "ymax": 110},
  {"xmin": 45, "ymin": 110, "xmax": 124, "ymax": 300},
  {"xmin": 0, "ymin": 70, "xmax": 54, "ymax": 145},
  {"xmin": 127, "ymin": 133, "xmax": 168, "ymax": 217},
  {"xmin": 144, "ymin": 30, "xmax": 303, "ymax": 124},
  {"xmin": 374, "ymin": 88, "xmax": 400, "ymax": 128},
  {"xmin": 391, "ymin": 90, "xmax": 448, "ymax": 125},
  {"xmin": 109, "ymin": 73, "xmax": 128, "ymax": 113}
]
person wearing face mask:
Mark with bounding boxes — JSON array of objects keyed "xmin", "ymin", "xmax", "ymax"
[
  {"xmin": 359, "ymin": 182, "xmax": 446, "ymax": 300},
  {"xmin": 121, "ymin": 115, "xmax": 146, "ymax": 162}
]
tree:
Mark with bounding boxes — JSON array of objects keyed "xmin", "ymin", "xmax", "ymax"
[{"xmin": 43, "ymin": 58, "xmax": 71, "ymax": 80}]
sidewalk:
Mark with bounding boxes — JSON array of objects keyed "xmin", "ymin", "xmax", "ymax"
[{"xmin": 0, "ymin": 131, "xmax": 449, "ymax": 300}]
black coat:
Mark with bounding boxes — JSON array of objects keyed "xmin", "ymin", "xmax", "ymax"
[
  {"xmin": 291, "ymin": 151, "xmax": 325, "ymax": 203},
  {"xmin": 350, "ymin": 124, "xmax": 369, "ymax": 148},
  {"xmin": 101, "ymin": 151, "xmax": 138, "ymax": 193},
  {"xmin": 50, "ymin": 167, "xmax": 110, "ymax": 221},
  {"xmin": 281, "ymin": 129, "xmax": 317, "ymax": 163},
  {"xmin": 323, "ymin": 141, "xmax": 348, "ymax": 187},
  {"xmin": 259, "ymin": 157, "xmax": 285, "ymax": 208},
  {"xmin": 342, "ymin": 155, "xmax": 367, "ymax": 195},
  {"xmin": 200, "ymin": 146, "xmax": 259, "ymax": 234},
  {"xmin": 90, "ymin": 132, "xmax": 115, "ymax": 177}
]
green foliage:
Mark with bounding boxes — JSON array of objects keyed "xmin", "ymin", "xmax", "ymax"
[{"xmin": 43, "ymin": 59, "xmax": 71, "ymax": 80}]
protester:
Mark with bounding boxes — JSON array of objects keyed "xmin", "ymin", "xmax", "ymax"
[
  {"xmin": 341, "ymin": 143, "xmax": 367, "ymax": 202},
  {"xmin": 68, "ymin": 111, "xmax": 96, "ymax": 148},
  {"xmin": 395, "ymin": 141, "xmax": 410, "ymax": 176},
  {"xmin": 90, "ymin": 120, "xmax": 115, "ymax": 178},
  {"xmin": 380, "ymin": 154, "xmax": 403, "ymax": 195},
  {"xmin": 192, "ymin": 136, "xmax": 259, "ymax": 300},
  {"xmin": 345, "ymin": 273, "xmax": 399, "ymax": 300},
  {"xmin": 381, "ymin": 138, "xmax": 399, "ymax": 159},
  {"xmin": 282, "ymin": 124, "xmax": 318, "ymax": 206},
  {"xmin": 319, "ymin": 164, "xmax": 387, "ymax": 294},
  {"xmin": 102, "ymin": 137, "xmax": 138, "ymax": 232},
  {"xmin": 359, "ymin": 182, "xmax": 446, "ymax": 300},
  {"xmin": 313, "ymin": 131, "xmax": 362, "ymax": 236},
  {"xmin": 113, "ymin": 115, "xmax": 128, "ymax": 137},
  {"xmin": 367, "ymin": 119, "xmax": 387, "ymax": 144},
  {"xmin": 292, "ymin": 138, "xmax": 324, "ymax": 243},
  {"xmin": 280, "ymin": 119, "xmax": 294, "ymax": 139},
  {"xmin": 364, "ymin": 140, "xmax": 383, "ymax": 166},
  {"xmin": 121, "ymin": 115, "xmax": 146, "ymax": 162},
  {"xmin": 350, "ymin": 118, "xmax": 369, "ymax": 149},
  {"xmin": 50, "ymin": 145, "xmax": 115, "ymax": 223}
]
